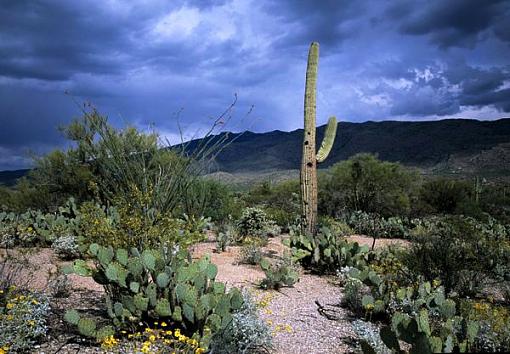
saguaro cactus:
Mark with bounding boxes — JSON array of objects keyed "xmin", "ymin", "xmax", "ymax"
[{"xmin": 300, "ymin": 42, "xmax": 338, "ymax": 236}]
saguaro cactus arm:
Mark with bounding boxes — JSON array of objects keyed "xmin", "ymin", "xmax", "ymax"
[{"xmin": 316, "ymin": 116, "xmax": 337, "ymax": 163}]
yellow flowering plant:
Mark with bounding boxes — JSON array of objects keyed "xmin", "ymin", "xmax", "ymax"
[{"xmin": 0, "ymin": 287, "xmax": 50, "ymax": 352}]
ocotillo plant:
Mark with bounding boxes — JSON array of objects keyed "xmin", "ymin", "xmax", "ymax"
[{"xmin": 300, "ymin": 42, "xmax": 338, "ymax": 236}]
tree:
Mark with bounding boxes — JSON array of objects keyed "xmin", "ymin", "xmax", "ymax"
[{"xmin": 320, "ymin": 153, "xmax": 419, "ymax": 217}]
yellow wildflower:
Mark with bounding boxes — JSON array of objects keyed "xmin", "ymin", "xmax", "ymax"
[
  {"xmin": 6, "ymin": 303, "xmax": 14, "ymax": 310},
  {"xmin": 161, "ymin": 321, "xmax": 167, "ymax": 327}
]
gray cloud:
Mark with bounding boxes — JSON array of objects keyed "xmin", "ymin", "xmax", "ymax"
[
  {"xmin": 0, "ymin": 0, "xmax": 509, "ymax": 170},
  {"xmin": 392, "ymin": 0, "xmax": 510, "ymax": 48}
]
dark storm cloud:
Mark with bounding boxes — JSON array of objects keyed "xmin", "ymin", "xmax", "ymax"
[
  {"xmin": 0, "ymin": 0, "xmax": 509, "ymax": 170},
  {"xmin": 0, "ymin": 1, "xmax": 136, "ymax": 81},
  {"xmin": 262, "ymin": 0, "xmax": 366, "ymax": 50},
  {"xmin": 461, "ymin": 89, "xmax": 510, "ymax": 112},
  {"xmin": 391, "ymin": 0, "xmax": 510, "ymax": 48}
]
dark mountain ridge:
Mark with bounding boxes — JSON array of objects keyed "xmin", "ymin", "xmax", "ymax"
[
  {"xmin": 205, "ymin": 118, "xmax": 510, "ymax": 172},
  {"xmin": 2, "ymin": 118, "xmax": 510, "ymax": 186}
]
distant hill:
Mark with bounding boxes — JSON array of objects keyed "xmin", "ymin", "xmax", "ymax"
[
  {"xmin": 199, "ymin": 118, "xmax": 510, "ymax": 178},
  {"xmin": 0, "ymin": 169, "xmax": 30, "ymax": 187},
  {"xmin": 2, "ymin": 118, "xmax": 510, "ymax": 187}
]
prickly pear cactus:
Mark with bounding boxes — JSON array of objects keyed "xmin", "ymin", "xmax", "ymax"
[{"xmin": 64, "ymin": 243, "xmax": 243, "ymax": 349}]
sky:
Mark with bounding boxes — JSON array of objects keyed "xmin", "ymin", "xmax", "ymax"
[{"xmin": 0, "ymin": 0, "xmax": 509, "ymax": 170}]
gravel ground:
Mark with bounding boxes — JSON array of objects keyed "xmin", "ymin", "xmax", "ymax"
[
  {"xmin": 194, "ymin": 235, "xmax": 358, "ymax": 353},
  {"xmin": 2, "ymin": 233, "xmax": 404, "ymax": 353},
  {"xmin": 253, "ymin": 274, "xmax": 356, "ymax": 354}
]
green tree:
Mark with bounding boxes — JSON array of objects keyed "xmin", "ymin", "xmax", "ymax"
[{"xmin": 319, "ymin": 154, "xmax": 419, "ymax": 217}]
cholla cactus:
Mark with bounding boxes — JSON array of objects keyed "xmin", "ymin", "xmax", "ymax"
[{"xmin": 300, "ymin": 42, "xmax": 338, "ymax": 236}]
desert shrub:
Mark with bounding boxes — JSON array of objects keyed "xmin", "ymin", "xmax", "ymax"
[
  {"xmin": 345, "ymin": 211, "xmax": 377, "ymax": 236},
  {"xmin": 263, "ymin": 207, "xmax": 295, "ymax": 232},
  {"xmin": 52, "ymin": 235, "xmax": 80, "ymax": 260},
  {"xmin": 460, "ymin": 301, "xmax": 510, "ymax": 352},
  {"xmin": 77, "ymin": 199, "xmax": 205, "ymax": 250},
  {"xmin": 406, "ymin": 215, "xmax": 510, "ymax": 296},
  {"xmin": 318, "ymin": 216, "xmax": 354, "ymax": 237},
  {"xmin": 238, "ymin": 244, "xmax": 263, "ymax": 265},
  {"xmin": 211, "ymin": 290, "xmax": 273, "ymax": 353},
  {"xmin": 64, "ymin": 244, "xmax": 243, "ymax": 350},
  {"xmin": 0, "ymin": 213, "xmax": 17, "ymax": 248},
  {"xmin": 419, "ymin": 177, "xmax": 472, "ymax": 214},
  {"xmin": 319, "ymin": 154, "xmax": 419, "ymax": 218},
  {"xmin": 479, "ymin": 182, "xmax": 510, "ymax": 225},
  {"xmin": 341, "ymin": 275, "xmax": 365, "ymax": 315},
  {"xmin": 285, "ymin": 227, "xmax": 369, "ymax": 274},
  {"xmin": 236, "ymin": 207, "xmax": 279, "ymax": 243},
  {"xmin": 259, "ymin": 255, "xmax": 299, "ymax": 290},
  {"xmin": 344, "ymin": 211, "xmax": 412, "ymax": 239},
  {"xmin": 0, "ymin": 287, "xmax": 50, "ymax": 352},
  {"xmin": 245, "ymin": 180, "xmax": 300, "ymax": 230},
  {"xmin": 352, "ymin": 319, "xmax": 392, "ymax": 354},
  {"xmin": 182, "ymin": 179, "xmax": 238, "ymax": 223}
]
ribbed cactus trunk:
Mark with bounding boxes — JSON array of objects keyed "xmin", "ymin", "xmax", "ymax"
[{"xmin": 300, "ymin": 42, "xmax": 337, "ymax": 236}]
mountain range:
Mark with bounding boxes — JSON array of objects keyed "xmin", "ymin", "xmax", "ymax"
[
  {"xmin": 2, "ymin": 118, "xmax": 510, "ymax": 187},
  {"xmin": 205, "ymin": 118, "xmax": 510, "ymax": 176}
]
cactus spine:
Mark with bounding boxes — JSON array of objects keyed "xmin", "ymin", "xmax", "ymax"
[{"xmin": 300, "ymin": 42, "xmax": 338, "ymax": 236}]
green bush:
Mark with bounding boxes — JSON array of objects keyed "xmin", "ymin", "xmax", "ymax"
[
  {"xmin": 318, "ymin": 216, "xmax": 354, "ymax": 237},
  {"xmin": 182, "ymin": 179, "xmax": 239, "ymax": 223},
  {"xmin": 319, "ymin": 154, "xmax": 419, "ymax": 218},
  {"xmin": 0, "ymin": 287, "xmax": 50, "ymax": 352},
  {"xmin": 419, "ymin": 178, "xmax": 473, "ymax": 214},
  {"xmin": 238, "ymin": 244, "xmax": 263, "ymax": 265},
  {"xmin": 236, "ymin": 207, "xmax": 279, "ymax": 243},
  {"xmin": 460, "ymin": 300, "xmax": 510, "ymax": 352},
  {"xmin": 344, "ymin": 211, "xmax": 412, "ymax": 239},
  {"xmin": 245, "ymin": 180, "xmax": 300, "ymax": 230},
  {"xmin": 64, "ymin": 244, "xmax": 243, "ymax": 349},
  {"xmin": 406, "ymin": 215, "xmax": 510, "ymax": 296},
  {"xmin": 342, "ymin": 276, "xmax": 365, "ymax": 316},
  {"xmin": 77, "ymin": 200, "xmax": 205, "ymax": 250}
]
